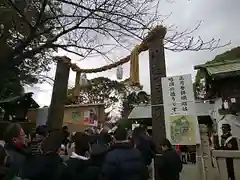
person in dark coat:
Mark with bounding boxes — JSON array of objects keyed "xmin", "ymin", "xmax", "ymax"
[
  {"xmin": 85, "ymin": 128, "xmax": 98, "ymax": 145},
  {"xmin": 20, "ymin": 131, "xmax": 64, "ymax": 180},
  {"xmin": 158, "ymin": 138, "xmax": 182, "ymax": 180},
  {"xmin": 220, "ymin": 124, "xmax": 238, "ymax": 180},
  {"xmin": 54, "ymin": 132, "xmax": 92, "ymax": 180},
  {"xmin": 180, "ymin": 145, "xmax": 188, "ymax": 164},
  {"xmin": 62, "ymin": 126, "xmax": 70, "ymax": 155},
  {"xmin": 0, "ymin": 144, "xmax": 9, "ymax": 180},
  {"xmin": 100, "ymin": 127, "xmax": 148, "ymax": 180},
  {"xmin": 96, "ymin": 126, "xmax": 113, "ymax": 146},
  {"xmin": 87, "ymin": 143, "xmax": 108, "ymax": 180},
  {"xmin": 3, "ymin": 123, "xmax": 30, "ymax": 178},
  {"xmin": 132, "ymin": 127, "xmax": 156, "ymax": 166}
]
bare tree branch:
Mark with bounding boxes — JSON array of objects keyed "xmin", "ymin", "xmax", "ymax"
[{"xmin": 0, "ymin": 0, "xmax": 228, "ymax": 84}]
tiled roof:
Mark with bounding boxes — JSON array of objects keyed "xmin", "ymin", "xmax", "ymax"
[
  {"xmin": 128, "ymin": 104, "xmax": 151, "ymax": 119},
  {"xmin": 194, "ymin": 60, "xmax": 240, "ymax": 78}
]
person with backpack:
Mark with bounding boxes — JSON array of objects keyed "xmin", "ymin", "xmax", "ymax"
[
  {"xmin": 20, "ymin": 131, "xmax": 64, "ymax": 180},
  {"xmin": 100, "ymin": 127, "xmax": 148, "ymax": 180},
  {"xmin": 30, "ymin": 125, "xmax": 48, "ymax": 156},
  {"xmin": 54, "ymin": 132, "xmax": 92, "ymax": 180}
]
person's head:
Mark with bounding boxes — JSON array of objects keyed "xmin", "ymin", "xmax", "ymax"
[
  {"xmin": 62, "ymin": 126, "xmax": 70, "ymax": 138},
  {"xmin": 139, "ymin": 125, "xmax": 147, "ymax": 133},
  {"xmin": 132, "ymin": 127, "xmax": 145, "ymax": 141},
  {"xmin": 221, "ymin": 124, "xmax": 231, "ymax": 134},
  {"xmin": 41, "ymin": 131, "xmax": 63, "ymax": 154},
  {"xmin": 3, "ymin": 123, "xmax": 26, "ymax": 148},
  {"xmin": 74, "ymin": 132, "xmax": 90, "ymax": 156},
  {"xmin": 114, "ymin": 127, "xmax": 127, "ymax": 142},
  {"xmin": 91, "ymin": 143, "xmax": 108, "ymax": 157},
  {"xmin": 160, "ymin": 138, "xmax": 172, "ymax": 152},
  {"xmin": 62, "ymin": 126, "xmax": 68, "ymax": 132},
  {"xmin": 36, "ymin": 125, "xmax": 48, "ymax": 137}
]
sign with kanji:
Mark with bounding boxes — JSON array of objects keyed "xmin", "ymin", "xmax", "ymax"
[
  {"xmin": 64, "ymin": 107, "xmax": 98, "ymax": 127},
  {"xmin": 162, "ymin": 74, "xmax": 200, "ymax": 145}
]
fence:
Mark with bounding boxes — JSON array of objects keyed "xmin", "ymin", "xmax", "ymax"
[{"xmin": 212, "ymin": 150, "xmax": 240, "ymax": 180}]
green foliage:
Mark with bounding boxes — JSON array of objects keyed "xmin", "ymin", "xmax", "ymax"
[
  {"xmin": 0, "ymin": 69, "xmax": 24, "ymax": 100},
  {"xmin": 77, "ymin": 77, "xmax": 126, "ymax": 109},
  {"xmin": 0, "ymin": 0, "xmax": 58, "ymax": 98},
  {"xmin": 69, "ymin": 77, "xmax": 141, "ymax": 114},
  {"xmin": 67, "ymin": 77, "xmax": 148, "ymax": 120}
]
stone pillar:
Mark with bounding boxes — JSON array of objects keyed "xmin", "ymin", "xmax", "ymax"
[
  {"xmin": 147, "ymin": 26, "xmax": 167, "ymax": 150},
  {"xmin": 196, "ymin": 124, "xmax": 214, "ymax": 180},
  {"xmin": 147, "ymin": 26, "xmax": 167, "ymax": 180},
  {"xmin": 47, "ymin": 56, "xmax": 71, "ymax": 130}
]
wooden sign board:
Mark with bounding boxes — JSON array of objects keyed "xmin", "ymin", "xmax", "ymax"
[{"xmin": 27, "ymin": 104, "xmax": 105, "ymax": 132}]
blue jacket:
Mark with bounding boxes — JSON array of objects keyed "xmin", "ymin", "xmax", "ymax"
[{"xmin": 100, "ymin": 142, "xmax": 148, "ymax": 180}]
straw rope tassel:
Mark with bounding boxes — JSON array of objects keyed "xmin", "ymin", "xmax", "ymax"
[
  {"xmin": 130, "ymin": 45, "xmax": 140, "ymax": 85},
  {"xmin": 74, "ymin": 72, "xmax": 81, "ymax": 96}
]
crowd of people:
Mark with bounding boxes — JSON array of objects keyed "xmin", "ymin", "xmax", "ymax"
[{"xmin": 0, "ymin": 123, "xmax": 183, "ymax": 180}]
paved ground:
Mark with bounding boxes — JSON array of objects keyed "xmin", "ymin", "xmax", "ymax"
[
  {"xmin": 152, "ymin": 163, "xmax": 199, "ymax": 180},
  {"xmin": 180, "ymin": 164, "xmax": 198, "ymax": 180}
]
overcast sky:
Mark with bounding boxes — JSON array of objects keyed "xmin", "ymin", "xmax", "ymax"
[{"xmin": 26, "ymin": 0, "xmax": 240, "ymax": 108}]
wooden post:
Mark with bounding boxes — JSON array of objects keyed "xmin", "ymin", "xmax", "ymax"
[
  {"xmin": 47, "ymin": 57, "xmax": 71, "ymax": 130},
  {"xmin": 147, "ymin": 26, "xmax": 167, "ymax": 180}
]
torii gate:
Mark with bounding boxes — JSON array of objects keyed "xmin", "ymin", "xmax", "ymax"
[{"xmin": 47, "ymin": 25, "xmax": 167, "ymax": 152}]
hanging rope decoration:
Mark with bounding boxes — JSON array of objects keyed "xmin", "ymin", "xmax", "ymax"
[
  {"xmin": 80, "ymin": 73, "xmax": 88, "ymax": 86},
  {"xmin": 116, "ymin": 65, "xmax": 123, "ymax": 80},
  {"xmin": 74, "ymin": 72, "xmax": 81, "ymax": 96},
  {"xmin": 56, "ymin": 26, "xmax": 166, "ymax": 85},
  {"xmin": 130, "ymin": 45, "xmax": 141, "ymax": 85}
]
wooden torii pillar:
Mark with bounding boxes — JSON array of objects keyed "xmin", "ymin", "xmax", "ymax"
[
  {"xmin": 47, "ymin": 56, "xmax": 71, "ymax": 130},
  {"xmin": 146, "ymin": 26, "xmax": 167, "ymax": 180},
  {"xmin": 147, "ymin": 26, "xmax": 167, "ymax": 151}
]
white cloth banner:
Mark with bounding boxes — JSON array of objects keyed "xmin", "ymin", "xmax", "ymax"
[{"xmin": 162, "ymin": 74, "xmax": 200, "ymax": 145}]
